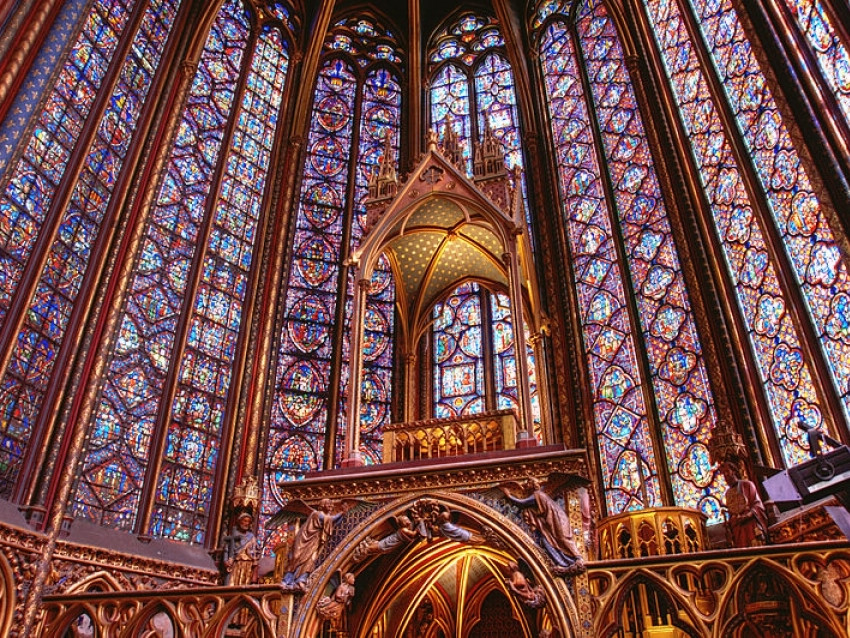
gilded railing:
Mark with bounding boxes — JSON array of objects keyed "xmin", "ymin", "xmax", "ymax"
[
  {"xmin": 587, "ymin": 542, "xmax": 850, "ymax": 638},
  {"xmin": 37, "ymin": 584, "xmax": 293, "ymax": 638},
  {"xmin": 28, "ymin": 542, "xmax": 850, "ymax": 638},
  {"xmin": 381, "ymin": 409, "xmax": 518, "ymax": 463},
  {"xmin": 596, "ymin": 507, "xmax": 708, "ymax": 560}
]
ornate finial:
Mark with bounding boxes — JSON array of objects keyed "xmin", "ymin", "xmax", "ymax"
[
  {"xmin": 471, "ymin": 117, "xmax": 512, "ymax": 209},
  {"xmin": 363, "ymin": 130, "xmax": 399, "ymax": 234},
  {"xmin": 439, "ymin": 116, "xmax": 465, "ymax": 169},
  {"xmin": 708, "ymin": 421, "xmax": 747, "ymax": 467},
  {"xmin": 232, "ymin": 476, "xmax": 260, "ymax": 513},
  {"xmin": 426, "ymin": 128, "xmax": 439, "ymax": 151},
  {"xmin": 474, "ymin": 117, "xmax": 507, "ymax": 180}
]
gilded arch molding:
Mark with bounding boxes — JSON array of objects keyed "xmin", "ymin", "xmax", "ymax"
[{"xmin": 294, "ymin": 491, "xmax": 581, "ymax": 637}]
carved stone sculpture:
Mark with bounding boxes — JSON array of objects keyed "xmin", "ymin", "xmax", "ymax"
[
  {"xmin": 410, "ymin": 498, "xmax": 483, "ymax": 544},
  {"xmin": 501, "ymin": 477, "xmax": 585, "ymax": 575},
  {"xmin": 279, "ymin": 499, "xmax": 349, "ymax": 589},
  {"xmin": 353, "ymin": 514, "xmax": 420, "ymax": 562},
  {"xmin": 316, "ymin": 572, "xmax": 356, "ymax": 625},
  {"xmin": 223, "ymin": 511, "xmax": 258, "ymax": 586},
  {"xmin": 505, "ymin": 561, "xmax": 546, "ymax": 608},
  {"xmin": 720, "ymin": 459, "xmax": 768, "ymax": 548}
]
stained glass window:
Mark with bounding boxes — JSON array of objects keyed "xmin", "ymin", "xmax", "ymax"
[
  {"xmin": 576, "ymin": 0, "xmax": 721, "ymax": 518},
  {"xmin": 432, "ymin": 284, "xmax": 540, "ymax": 436},
  {"xmin": 0, "ymin": 0, "xmax": 181, "ymax": 498},
  {"xmin": 335, "ymin": 66, "xmax": 401, "ymax": 466},
  {"xmin": 72, "ymin": 0, "xmax": 294, "ymax": 542},
  {"xmin": 536, "ymin": 0, "xmax": 722, "ymax": 518},
  {"xmin": 538, "ymin": 11, "xmax": 661, "ymax": 513},
  {"xmin": 780, "ymin": 1, "xmax": 850, "ymax": 132},
  {"xmin": 428, "ymin": 13, "xmax": 532, "ymax": 235},
  {"xmin": 642, "ymin": 0, "xmax": 848, "ymax": 465},
  {"xmin": 433, "ymin": 283, "xmax": 486, "ymax": 418},
  {"xmin": 262, "ymin": 16, "xmax": 401, "ymax": 542},
  {"xmin": 150, "ymin": 25, "xmax": 291, "ymax": 543},
  {"xmin": 490, "ymin": 292, "xmax": 541, "ymax": 429}
]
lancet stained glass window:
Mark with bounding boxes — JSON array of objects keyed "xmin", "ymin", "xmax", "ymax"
[
  {"xmin": 490, "ymin": 292, "xmax": 541, "ymax": 426},
  {"xmin": 428, "ymin": 12, "xmax": 532, "ymax": 237},
  {"xmin": 432, "ymin": 283, "xmax": 540, "ymax": 435},
  {"xmin": 779, "ymin": 1, "xmax": 850, "ymax": 143},
  {"xmin": 643, "ymin": 0, "xmax": 847, "ymax": 465},
  {"xmin": 434, "ymin": 283, "xmax": 486, "ymax": 418},
  {"xmin": 72, "ymin": 0, "xmax": 294, "ymax": 541},
  {"xmin": 262, "ymin": 16, "xmax": 401, "ymax": 542},
  {"xmin": 334, "ymin": 66, "xmax": 400, "ymax": 466},
  {"xmin": 150, "ymin": 24, "xmax": 291, "ymax": 543},
  {"xmin": 536, "ymin": 0, "xmax": 722, "ymax": 518},
  {"xmin": 0, "ymin": 0, "xmax": 181, "ymax": 497}
]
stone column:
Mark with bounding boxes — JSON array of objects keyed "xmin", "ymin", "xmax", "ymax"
[
  {"xmin": 504, "ymin": 238, "xmax": 536, "ymax": 447},
  {"xmin": 342, "ymin": 275, "xmax": 370, "ymax": 466}
]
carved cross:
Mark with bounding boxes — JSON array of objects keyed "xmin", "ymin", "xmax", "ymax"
[{"xmin": 421, "ymin": 166, "xmax": 443, "ymax": 186}]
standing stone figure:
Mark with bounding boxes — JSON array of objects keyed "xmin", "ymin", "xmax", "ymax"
[
  {"xmin": 223, "ymin": 511, "xmax": 258, "ymax": 586},
  {"xmin": 720, "ymin": 459, "xmax": 768, "ymax": 547}
]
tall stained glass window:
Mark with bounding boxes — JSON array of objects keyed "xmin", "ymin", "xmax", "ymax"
[
  {"xmin": 432, "ymin": 283, "xmax": 541, "ymax": 434},
  {"xmin": 0, "ymin": 0, "xmax": 182, "ymax": 498},
  {"xmin": 642, "ymin": 0, "xmax": 850, "ymax": 465},
  {"xmin": 71, "ymin": 0, "xmax": 296, "ymax": 543},
  {"xmin": 262, "ymin": 16, "xmax": 402, "ymax": 542},
  {"xmin": 778, "ymin": 0, "xmax": 850, "ymax": 130},
  {"xmin": 428, "ymin": 12, "xmax": 532, "ymax": 235},
  {"xmin": 535, "ymin": 0, "xmax": 722, "ymax": 518}
]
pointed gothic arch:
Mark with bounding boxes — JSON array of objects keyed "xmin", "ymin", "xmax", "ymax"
[
  {"xmin": 119, "ymin": 604, "xmax": 179, "ymax": 638},
  {"xmin": 292, "ymin": 491, "xmax": 580, "ymax": 638},
  {"xmin": 714, "ymin": 559, "xmax": 846, "ymax": 638},
  {"xmin": 342, "ymin": 138, "xmax": 543, "ymax": 463},
  {"xmin": 593, "ymin": 568, "xmax": 708, "ymax": 637}
]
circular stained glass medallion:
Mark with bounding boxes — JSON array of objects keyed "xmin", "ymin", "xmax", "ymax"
[
  {"xmin": 316, "ymin": 94, "xmax": 350, "ymax": 131},
  {"xmin": 295, "ymin": 236, "xmax": 335, "ymax": 286},
  {"xmin": 288, "ymin": 295, "xmax": 331, "ymax": 353},
  {"xmin": 279, "ymin": 362, "xmax": 325, "ymax": 425}
]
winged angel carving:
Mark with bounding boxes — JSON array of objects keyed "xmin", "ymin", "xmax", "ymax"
[
  {"xmin": 269, "ymin": 498, "xmax": 364, "ymax": 589},
  {"xmin": 499, "ymin": 475, "xmax": 587, "ymax": 575}
]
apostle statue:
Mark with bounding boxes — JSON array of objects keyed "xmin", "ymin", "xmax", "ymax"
[
  {"xmin": 223, "ymin": 510, "xmax": 258, "ymax": 585},
  {"xmin": 720, "ymin": 458, "xmax": 768, "ymax": 547},
  {"xmin": 221, "ymin": 476, "xmax": 260, "ymax": 586}
]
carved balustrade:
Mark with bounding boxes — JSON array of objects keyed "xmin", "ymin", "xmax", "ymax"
[
  {"xmin": 24, "ymin": 541, "xmax": 850, "ymax": 638},
  {"xmin": 597, "ymin": 507, "xmax": 708, "ymax": 560},
  {"xmin": 587, "ymin": 541, "xmax": 850, "ymax": 637},
  {"xmin": 36, "ymin": 584, "xmax": 294, "ymax": 637},
  {"xmin": 381, "ymin": 409, "xmax": 518, "ymax": 463}
]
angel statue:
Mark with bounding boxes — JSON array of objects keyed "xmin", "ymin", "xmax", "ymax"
[
  {"xmin": 353, "ymin": 513, "xmax": 421, "ymax": 562},
  {"xmin": 500, "ymin": 476, "xmax": 586, "ymax": 575},
  {"xmin": 270, "ymin": 498, "xmax": 358, "ymax": 589},
  {"xmin": 316, "ymin": 571, "xmax": 356, "ymax": 625},
  {"xmin": 410, "ymin": 498, "xmax": 483, "ymax": 543}
]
